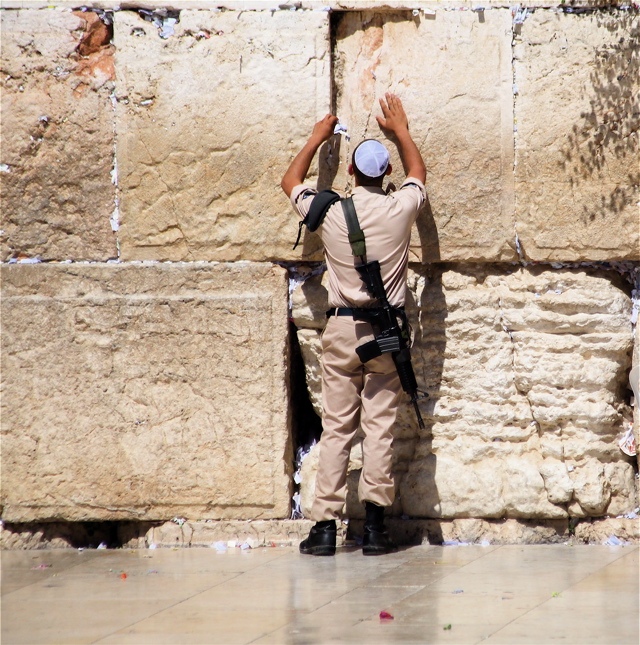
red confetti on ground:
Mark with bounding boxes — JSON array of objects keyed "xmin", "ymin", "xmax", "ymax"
[
  {"xmin": 379, "ymin": 611, "xmax": 394, "ymax": 621},
  {"xmin": 120, "ymin": 573, "xmax": 127, "ymax": 580}
]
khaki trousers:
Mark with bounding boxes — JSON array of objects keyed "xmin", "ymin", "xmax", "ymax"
[{"xmin": 311, "ymin": 315, "xmax": 402, "ymax": 521}]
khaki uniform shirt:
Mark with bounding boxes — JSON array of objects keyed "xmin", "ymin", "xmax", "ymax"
[{"xmin": 290, "ymin": 178, "xmax": 426, "ymax": 308}]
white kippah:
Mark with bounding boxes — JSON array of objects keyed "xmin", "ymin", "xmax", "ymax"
[{"xmin": 354, "ymin": 140, "xmax": 390, "ymax": 178}]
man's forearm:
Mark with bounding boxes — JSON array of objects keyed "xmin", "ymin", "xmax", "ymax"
[
  {"xmin": 395, "ymin": 129, "xmax": 426, "ymax": 184},
  {"xmin": 281, "ymin": 135, "xmax": 324, "ymax": 198},
  {"xmin": 282, "ymin": 114, "xmax": 338, "ymax": 198}
]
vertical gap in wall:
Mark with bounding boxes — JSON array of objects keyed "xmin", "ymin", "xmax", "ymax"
[
  {"xmin": 329, "ymin": 11, "xmax": 343, "ymax": 117},
  {"xmin": 288, "ymin": 320, "xmax": 322, "ymax": 518},
  {"xmin": 110, "ymin": 87, "xmax": 120, "ymax": 260},
  {"xmin": 106, "ymin": 9, "xmax": 120, "ymax": 261},
  {"xmin": 512, "ymin": 7, "xmax": 526, "ymax": 265}
]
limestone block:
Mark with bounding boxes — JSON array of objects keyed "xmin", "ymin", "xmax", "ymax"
[
  {"xmin": 514, "ymin": 11, "xmax": 640, "ymax": 261},
  {"xmin": 152, "ymin": 519, "xmax": 318, "ymax": 548},
  {"xmin": 291, "ymin": 271, "xmax": 330, "ymax": 329},
  {"xmin": 539, "ymin": 459, "xmax": 574, "ymax": 505},
  {"xmin": 1, "ymin": 262, "xmax": 291, "ymax": 522},
  {"xmin": 604, "ymin": 462, "xmax": 637, "ymax": 517},
  {"xmin": 333, "ymin": 10, "xmax": 516, "ymax": 262},
  {"xmin": 114, "ymin": 10, "xmax": 329, "ymax": 262},
  {"xmin": 0, "ymin": 9, "xmax": 117, "ymax": 261},
  {"xmin": 573, "ymin": 518, "xmax": 640, "ymax": 544},
  {"xmin": 296, "ymin": 328, "xmax": 323, "ymax": 418},
  {"xmin": 399, "ymin": 265, "xmax": 635, "ymax": 519},
  {"xmin": 296, "ymin": 264, "xmax": 635, "ymax": 519}
]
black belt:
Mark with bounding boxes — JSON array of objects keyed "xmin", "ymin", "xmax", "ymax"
[{"xmin": 326, "ymin": 306, "xmax": 404, "ymax": 318}]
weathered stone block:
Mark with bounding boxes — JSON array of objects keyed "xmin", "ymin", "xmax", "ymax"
[
  {"xmin": 114, "ymin": 9, "xmax": 329, "ymax": 262},
  {"xmin": 400, "ymin": 265, "xmax": 635, "ymax": 518},
  {"xmin": 333, "ymin": 10, "xmax": 516, "ymax": 262},
  {"xmin": 0, "ymin": 9, "xmax": 117, "ymax": 261},
  {"xmin": 514, "ymin": 11, "xmax": 640, "ymax": 261},
  {"xmin": 1, "ymin": 262, "xmax": 291, "ymax": 522},
  {"xmin": 291, "ymin": 272, "xmax": 330, "ymax": 329},
  {"xmin": 294, "ymin": 265, "xmax": 636, "ymax": 519},
  {"xmin": 296, "ymin": 328, "xmax": 323, "ymax": 418}
]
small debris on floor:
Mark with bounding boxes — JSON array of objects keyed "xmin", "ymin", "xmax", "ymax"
[{"xmin": 379, "ymin": 611, "xmax": 394, "ymax": 621}]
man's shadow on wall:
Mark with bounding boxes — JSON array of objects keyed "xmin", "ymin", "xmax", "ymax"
[{"xmin": 398, "ymin": 196, "xmax": 448, "ymax": 545}]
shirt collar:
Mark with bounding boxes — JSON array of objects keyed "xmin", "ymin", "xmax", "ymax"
[{"xmin": 353, "ymin": 185, "xmax": 386, "ymax": 196}]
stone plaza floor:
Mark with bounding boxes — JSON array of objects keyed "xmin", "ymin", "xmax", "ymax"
[{"xmin": 1, "ymin": 544, "xmax": 638, "ymax": 644}]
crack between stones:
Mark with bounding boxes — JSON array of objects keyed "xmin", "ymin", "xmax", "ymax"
[
  {"xmin": 511, "ymin": 9, "xmax": 526, "ymax": 266},
  {"xmin": 497, "ymin": 290, "xmax": 541, "ymax": 439},
  {"xmin": 109, "ymin": 89, "xmax": 120, "ymax": 261}
]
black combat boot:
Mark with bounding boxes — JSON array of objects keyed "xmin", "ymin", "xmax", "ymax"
[
  {"xmin": 363, "ymin": 502, "xmax": 397, "ymax": 556},
  {"xmin": 299, "ymin": 520, "xmax": 337, "ymax": 556}
]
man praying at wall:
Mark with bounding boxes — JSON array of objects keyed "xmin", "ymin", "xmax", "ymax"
[{"xmin": 281, "ymin": 93, "xmax": 426, "ymax": 556}]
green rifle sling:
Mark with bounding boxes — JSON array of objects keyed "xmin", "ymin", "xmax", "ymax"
[{"xmin": 340, "ymin": 197, "xmax": 366, "ymax": 260}]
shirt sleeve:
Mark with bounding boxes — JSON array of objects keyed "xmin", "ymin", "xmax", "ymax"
[
  {"xmin": 392, "ymin": 176, "xmax": 426, "ymax": 215},
  {"xmin": 289, "ymin": 185, "xmax": 318, "ymax": 220}
]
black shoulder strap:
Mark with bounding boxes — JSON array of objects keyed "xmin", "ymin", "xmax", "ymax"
[
  {"xmin": 341, "ymin": 197, "xmax": 366, "ymax": 261},
  {"xmin": 293, "ymin": 190, "xmax": 341, "ymax": 250}
]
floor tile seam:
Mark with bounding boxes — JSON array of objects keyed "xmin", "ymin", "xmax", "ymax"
[
  {"xmin": 88, "ymin": 570, "xmax": 247, "ymax": 644},
  {"xmin": 554, "ymin": 546, "xmax": 640, "ymax": 596},
  {"xmin": 471, "ymin": 549, "xmax": 640, "ymax": 645},
  {"xmin": 0, "ymin": 552, "xmax": 106, "ymax": 600},
  {"xmin": 436, "ymin": 545, "xmax": 503, "ymax": 571},
  {"xmin": 278, "ymin": 577, "xmax": 425, "ymax": 632},
  {"xmin": 309, "ymin": 580, "xmax": 433, "ymax": 627},
  {"xmin": 399, "ymin": 549, "xmax": 508, "ymax": 592},
  {"xmin": 436, "ymin": 544, "xmax": 629, "ymax": 579}
]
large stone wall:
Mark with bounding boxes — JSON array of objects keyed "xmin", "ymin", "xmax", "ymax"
[
  {"xmin": 1, "ymin": 4, "xmax": 637, "ymax": 541},
  {"xmin": 294, "ymin": 265, "xmax": 637, "ymax": 520},
  {"xmin": 1, "ymin": 263, "xmax": 291, "ymax": 522},
  {"xmin": 0, "ymin": 9, "xmax": 117, "ymax": 261},
  {"xmin": 514, "ymin": 10, "xmax": 639, "ymax": 260},
  {"xmin": 114, "ymin": 9, "xmax": 329, "ymax": 261},
  {"xmin": 333, "ymin": 9, "xmax": 516, "ymax": 262}
]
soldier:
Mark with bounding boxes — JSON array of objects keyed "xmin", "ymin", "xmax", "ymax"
[{"xmin": 281, "ymin": 93, "xmax": 426, "ymax": 555}]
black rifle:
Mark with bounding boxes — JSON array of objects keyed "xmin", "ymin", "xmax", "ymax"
[{"xmin": 353, "ymin": 260, "xmax": 426, "ymax": 429}]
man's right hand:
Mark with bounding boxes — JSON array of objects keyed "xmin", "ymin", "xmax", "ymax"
[
  {"xmin": 311, "ymin": 114, "xmax": 339, "ymax": 145},
  {"xmin": 281, "ymin": 114, "xmax": 338, "ymax": 198},
  {"xmin": 376, "ymin": 93, "xmax": 409, "ymax": 134}
]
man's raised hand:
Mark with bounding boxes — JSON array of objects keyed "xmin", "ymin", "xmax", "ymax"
[
  {"xmin": 375, "ymin": 92, "xmax": 426, "ymax": 183},
  {"xmin": 376, "ymin": 93, "xmax": 409, "ymax": 135},
  {"xmin": 311, "ymin": 114, "xmax": 339, "ymax": 144},
  {"xmin": 281, "ymin": 113, "xmax": 338, "ymax": 197}
]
